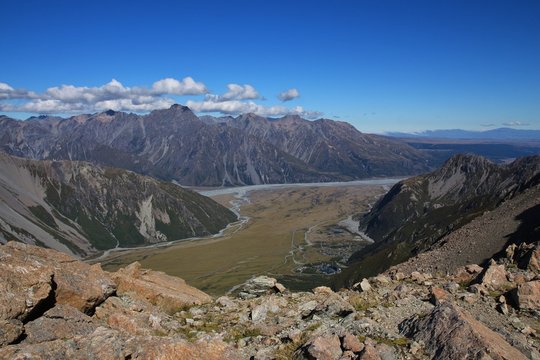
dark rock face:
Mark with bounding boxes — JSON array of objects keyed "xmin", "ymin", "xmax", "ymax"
[
  {"xmin": 336, "ymin": 154, "xmax": 540, "ymax": 286},
  {"xmin": 0, "ymin": 152, "xmax": 236, "ymax": 256},
  {"xmin": 0, "ymin": 105, "xmax": 432, "ymax": 186}
]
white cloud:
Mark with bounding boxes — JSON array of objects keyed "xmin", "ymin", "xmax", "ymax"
[
  {"xmin": 186, "ymin": 99, "xmax": 321, "ymax": 119},
  {"xmin": 0, "ymin": 77, "xmax": 207, "ymax": 113},
  {"xmin": 502, "ymin": 121, "xmax": 530, "ymax": 127},
  {"xmin": 0, "ymin": 79, "xmax": 321, "ymax": 119},
  {"xmin": 0, "ymin": 82, "xmax": 34, "ymax": 100},
  {"xmin": 278, "ymin": 88, "xmax": 300, "ymax": 102},
  {"xmin": 205, "ymin": 83, "xmax": 260, "ymax": 102},
  {"xmin": 152, "ymin": 77, "xmax": 207, "ymax": 95}
]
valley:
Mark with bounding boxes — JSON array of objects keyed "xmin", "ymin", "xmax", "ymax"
[{"xmin": 98, "ymin": 180, "xmax": 398, "ymax": 295}]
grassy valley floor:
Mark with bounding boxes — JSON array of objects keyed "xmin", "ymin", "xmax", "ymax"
[{"xmin": 100, "ymin": 184, "xmax": 388, "ymax": 295}]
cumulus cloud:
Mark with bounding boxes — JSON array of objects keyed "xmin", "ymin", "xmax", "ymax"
[
  {"xmin": 186, "ymin": 99, "xmax": 321, "ymax": 119},
  {"xmin": 0, "ymin": 79, "xmax": 321, "ymax": 119},
  {"xmin": 205, "ymin": 83, "xmax": 260, "ymax": 102},
  {"xmin": 0, "ymin": 77, "xmax": 207, "ymax": 113},
  {"xmin": 278, "ymin": 88, "xmax": 300, "ymax": 102},
  {"xmin": 502, "ymin": 121, "xmax": 530, "ymax": 127},
  {"xmin": 0, "ymin": 82, "xmax": 34, "ymax": 100},
  {"xmin": 151, "ymin": 77, "xmax": 207, "ymax": 95}
]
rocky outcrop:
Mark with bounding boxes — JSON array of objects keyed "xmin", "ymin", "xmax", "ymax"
[
  {"xmin": 111, "ymin": 262, "xmax": 211, "ymax": 313},
  {"xmin": 337, "ymin": 154, "xmax": 540, "ymax": 287},
  {"xmin": 1, "ymin": 240, "xmax": 539, "ymax": 359},
  {"xmin": 0, "ymin": 242, "xmax": 115, "ymax": 317},
  {"xmin": 400, "ymin": 302, "xmax": 527, "ymax": 360},
  {"xmin": 0, "ymin": 152, "xmax": 237, "ymax": 257}
]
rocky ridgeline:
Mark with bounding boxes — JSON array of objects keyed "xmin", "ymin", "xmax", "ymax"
[{"xmin": 1, "ymin": 241, "xmax": 540, "ymax": 359}]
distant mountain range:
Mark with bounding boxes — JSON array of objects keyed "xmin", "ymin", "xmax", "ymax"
[
  {"xmin": 0, "ymin": 153, "xmax": 236, "ymax": 257},
  {"xmin": 334, "ymin": 153, "xmax": 540, "ymax": 287},
  {"xmin": 0, "ymin": 105, "xmax": 433, "ymax": 186},
  {"xmin": 386, "ymin": 127, "xmax": 540, "ymax": 140}
]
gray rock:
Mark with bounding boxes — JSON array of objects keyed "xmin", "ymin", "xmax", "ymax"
[{"xmin": 400, "ymin": 302, "xmax": 527, "ymax": 360}]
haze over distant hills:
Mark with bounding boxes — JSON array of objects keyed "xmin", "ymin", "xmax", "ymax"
[
  {"xmin": 0, "ymin": 104, "xmax": 433, "ymax": 186},
  {"xmin": 386, "ymin": 127, "xmax": 540, "ymax": 140}
]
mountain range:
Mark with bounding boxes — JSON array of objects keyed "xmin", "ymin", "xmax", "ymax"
[
  {"xmin": 0, "ymin": 152, "xmax": 236, "ymax": 257},
  {"xmin": 335, "ymin": 154, "xmax": 540, "ymax": 287},
  {"xmin": 0, "ymin": 105, "xmax": 433, "ymax": 186},
  {"xmin": 386, "ymin": 127, "xmax": 540, "ymax": 140}
]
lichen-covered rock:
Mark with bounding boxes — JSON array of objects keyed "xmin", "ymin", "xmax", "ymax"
[
  {"xmin": 0, "ymin": 319, "xmax": 23, "ymax": 346},
  {"xmin": 111, "ymin": 262, "xmax": 211, "ymax": 313},
  {"xmin": 23, "ymin": 305, "xmax": 98, "ymax": 344},
  {"xmin": 0, "ymin": 247, "xmax": 54, "ymax": 322},
  {"xmin": 1, "ymin": 242, "xmax": 115, "ymax": 317},
  {"xmin": 400, "ymin": 302, "xmax": 527, "ymax": 360}
]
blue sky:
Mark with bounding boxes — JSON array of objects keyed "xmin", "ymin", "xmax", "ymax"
[{"xmin": 0, "ymin": 0, "xmax": 539, "ymax": 133}]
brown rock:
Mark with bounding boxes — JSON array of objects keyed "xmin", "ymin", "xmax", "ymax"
[
  {"xmin": 477, "ymin": 260, "xmax": 510, "ymax": 291},
  {"xmin": 0, "ymin": 242, "xmax": 116, "ymax": 316},
  {"xmin": 342, "ymin": 333, "xmax": 364, "ymax": 353},
  {"xmin": 512, "ymin": 280, "xmax": 540, "ymax": 310},
  {"xmin": 23, "ymin": 304, "xmax": 98, "ymax": 344},
  {"xmin": 400, "ymin": 302, "xmax": 527, "ymax": 360},
  {"xmin": 0, "ymin": 319, "xmax": 23, "ymax": 346},
  {"xmin": 306, "ymin": 334, "xmax": 343, "ymax": 360},
  {"xmin": 465, "ymin": 264, "xmax": 483, "ymax": 274},
  {"xmin": 453, "ymin": 267, "xmax": 474, "ymax": 284},
  {"xmin": 430, "ymin": 287, "xmax": 449, "ymax": 305},
  {"xmin": 340, "ymin": 350, "xmax": 356, "ymax": 359},
  {"xmin": 0, "ymin": 243, "xmax": 55, "ymax": 322},
  {"xmin": 358, "ymin": 343, "xmax": 382, "ymax": 360},
  {"xmin": 112, "ymin": 262, "xmax": 211, "ymax": 313},
  {"xmin": 94, "ymin": 294, "xmax": 178, "ymax": 336}
]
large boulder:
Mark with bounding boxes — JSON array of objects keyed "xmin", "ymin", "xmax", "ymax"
[
  {"xmin": 400, "ymin": 302, "xmax": 526, "ymax": 360},
  {"xmin": 512, "ymin": 280, "xmax": 540, "ymax": 311},
  {"xmin": 232, "ymin": 275, "xmax": 287, "ymax": 299},
  {"xmin": 0, "ymin": 242, "xmax": 116, "ymax": 317},
  {"xmin": 476, "ymin": 260, "xmax": 510, "ymax": 291},
  {"xmin": 111, "ymin": 262, "xmax": 211, "ymax": 313}
]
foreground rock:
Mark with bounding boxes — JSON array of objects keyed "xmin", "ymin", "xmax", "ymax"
[
  {"xmin": 401, "ymin": 301, "xmax": 527, "ymax": 359},
  {"xmin": 512, "ymin": 280, "xmax": 540, "ymax": 311},
  {"xmin": 1, "ymin": 241, "xmax": 539, "ymax": 359},
  {"xmin": 0, "ymin": 327, "xmax": 241, "ymax": 360},
  {"xmin": 0, "ymin": 242, "xmax": 115, "ymax": 318},
  {"xmin": 111, "ymin": 262, "xmax": 211, "ymax": 313}
]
